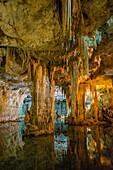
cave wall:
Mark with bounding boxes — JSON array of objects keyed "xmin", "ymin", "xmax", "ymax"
[
  {"xmin": 0, "ymin": 83, "xmax": 31, "ymax": 122},
  {"xmin": 0, "ymin": 0, "xmax": 62, "ymax": 50}
]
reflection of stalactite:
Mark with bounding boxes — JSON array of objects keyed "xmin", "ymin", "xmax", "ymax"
[
  {"xmin": 68, "ymin": 126, "xmax": 89, "ymax": 169},
  {"xmin": 91, "ymin": 126, "xmax": 101, "ymax": 163}
]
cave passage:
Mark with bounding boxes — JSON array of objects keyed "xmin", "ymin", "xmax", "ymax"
[{"xmin": 0, "ymin": 0, "xmax": 113, "ymax": 169}]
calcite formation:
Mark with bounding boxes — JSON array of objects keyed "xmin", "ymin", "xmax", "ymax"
[
  {"xmin": 0, "ymin": 0, "xmax": 113, "ymax": 134},
  {"xmin": 24, "ymin": 63, "xmax": 55, "ymax": 135}
]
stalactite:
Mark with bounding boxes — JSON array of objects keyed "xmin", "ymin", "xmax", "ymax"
[
  {"xmin": 81, "ymin": 37, "xmax": 84, "ymax": 75},
  {"xmin": 84, "ymin": 39, "xmax": 89, "ymax": 77},
  {"xmin": 81, "ymin": 11, "xmax": 84, "ymax": 31},
  {"xmin": 22, "ymin": 58, "xmax": 25, "ymax": 69},
  {"xmin": 24, "ymin": 50, "xmax": 27, "ymax": 61},
  {"xmin": 94, "ymin": 35, "xmax": 97, "ymax": 49},
  {"xmin": 66, "ymin": 42, "xmax": 68, "ymax": 52},
  {"xmin": 50, "ymin": 69, "xmax": 55, "ymax": 131},
  {"xmin": 37, "ymin": 65, "xmax": 42, "ymax": 86},
  {"xmin": 22, "ymin": 50, "xmax": 27, "ymax": 69},
  {"xmin": 62, "ymin": 0, "xmax": 66, "ymax": 36},
  {"xmin": 27, "ymin": 51, "xmax": 31, "ymax": 64},
  {"xmin": 5, "ymin": 47, "xmax": 12, "ymax": 75},
  {"xmin": 66, "ymin": 0, "xmax": 68, "ymax": 31},
  {"xmin": 68, "ymin": 0, "xmax": 72, "ymax": 40},
  {"xmin": 28, "ymin": 62, "xmax": 31, "ymax": 80},
  {"xmin": 12, "ymin": 48, "xmax": 15, "ymax": 62},
  {"xmin": 32, "ymin": 61, "xmax": 37, "ymax": 78}
]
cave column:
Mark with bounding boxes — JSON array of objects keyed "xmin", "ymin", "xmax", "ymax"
[
  {"xmin": 24, "ymin": 63, "xmax": 55, "ymax": 136},
  {"xmin": 70, "ymin": 61, "xmax": 78, "ymax": 123},
  {"xmin": 77, "ymin": 84, "xmax": 87, "ymax": 120},
  {"xmin": 91, "ymin": 84, "xmax": 98, "ymax": 120}
]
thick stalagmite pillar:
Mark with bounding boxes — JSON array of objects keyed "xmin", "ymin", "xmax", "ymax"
[
  {"xmin": 77, "ymin": 84, "xmax": 87, "ymax": 120},
  {"xmin": 69, "ymin": 61, "xmax": 78, "ymax": 123},
  {"xmin": 24, "ymin": 63, "xmax": 55, "ymax": 136},
  {"xmin": 91, "ymin": 84, "xmax": 98, "ymax": 120}
]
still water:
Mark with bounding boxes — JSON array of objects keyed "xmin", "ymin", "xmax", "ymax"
[{"xmin": 0, "ymin": 118, "xmax": 113, "ymax": 170}]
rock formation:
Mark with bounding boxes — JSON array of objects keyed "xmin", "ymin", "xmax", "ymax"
[{"xmin": 0, "ymin": 0, "xmax": 113, "ymax": 135}]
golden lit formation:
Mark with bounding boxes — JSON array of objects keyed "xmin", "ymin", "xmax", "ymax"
[{"xmin": 0, "ymin": 0, "xmax": 113, "ymax": 169}]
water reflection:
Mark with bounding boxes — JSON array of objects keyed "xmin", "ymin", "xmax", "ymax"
[
  {"xmin": 0, "ymin": 121, "xmax": 113, "ymax": 170},
  {"xmin": 68, "ymin": 126, "xmax": 113, "ymax": 170}
]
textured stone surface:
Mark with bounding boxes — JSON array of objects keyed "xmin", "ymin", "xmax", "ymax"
[
  {"xmin": 0, "ymin": 0, "xmax": 62, "ymax": 50},
  {"xmin": 0, "ymin": 82, "xmax": 31, "ymax": 122},
  {"xmin": 82, "ymin": 0, "xmax": 112, "ymax": 36}
]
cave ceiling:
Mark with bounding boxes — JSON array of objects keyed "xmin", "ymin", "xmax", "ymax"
[{"xmin": 0, "ymin": 0, "xmax": 113, "ymax": 88}]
